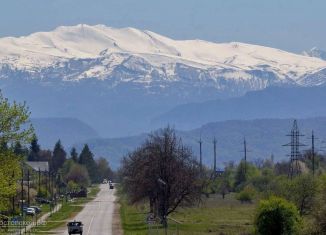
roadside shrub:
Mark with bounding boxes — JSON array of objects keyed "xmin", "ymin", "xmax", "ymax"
[
  {"xmin": 255, "ymin": 196, "xmax": 301, "ymax": 235},
  {"xmin": 36, "ymin": 186, "xmax": 49, "ymax": 198},
  {"xmin": 236, "ymin": 185, "xmax": 255, "ymax": 203}
]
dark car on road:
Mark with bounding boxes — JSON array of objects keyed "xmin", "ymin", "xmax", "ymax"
[
  {"xmin": 67, "ymin": 221, "xmax": 83, "ymax": 235},
  {"xmin": 35, "ymin": 197, "xmax": 51, "ymax": 204}
]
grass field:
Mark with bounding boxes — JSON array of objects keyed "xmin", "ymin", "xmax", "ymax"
[
  {"xmin": 32, "ymin": 185, "xmax": 100, "ymax": 234},
  {"xmin": 120, "ymin": 192, "xmax": 256, "ymax": 235}
]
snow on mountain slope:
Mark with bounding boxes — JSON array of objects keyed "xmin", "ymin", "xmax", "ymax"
[
  {"xmin": 1, "ymin": 24, "xmax": 325, "ymax": 77},
  {"xmin": 2, "ymin": 25, "xmax": 326, "ymax": 137},
  {"xmin": 303, "ymin": 47, "xmax": 326, "ymax": 61}
]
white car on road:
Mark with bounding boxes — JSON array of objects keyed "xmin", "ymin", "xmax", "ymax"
[{"xmin": 26, "ymin": 208, "xmax": 36, "ymax": 216}]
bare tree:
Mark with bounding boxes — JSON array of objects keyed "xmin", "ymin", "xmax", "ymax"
[{"xmin": 121, "ymin": 127, "xmax": 202, "ymax": 226}]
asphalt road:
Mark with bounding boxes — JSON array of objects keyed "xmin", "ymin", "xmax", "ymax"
[{"xmin": 55, "ymin": 184, "xmax": 116, "ymax": 235}]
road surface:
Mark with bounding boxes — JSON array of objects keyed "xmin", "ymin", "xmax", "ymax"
[{"xmin": 54, "ymin": 184, "xmax": 116, "ymax": 235}]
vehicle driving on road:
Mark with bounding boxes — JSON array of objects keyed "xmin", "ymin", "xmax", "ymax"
[{"xmin": 67, "ymin": 221, "xmax": 83, "ymax": 235}]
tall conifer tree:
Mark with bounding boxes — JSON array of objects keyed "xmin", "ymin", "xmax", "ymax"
[
  {"xmin": 79, "ymin": 144, "xmax": 98, "ymax": 183},
  {"xmin": 70, "ymin": 147, "xmax": 78, "ymax": 162},
  {"xmin": 28, "ymin": 134, "xmax": 40, "ymax": 161},
  {"xmin": 52, "ymin": 140, "xmax": 66, "ymax": 172}
]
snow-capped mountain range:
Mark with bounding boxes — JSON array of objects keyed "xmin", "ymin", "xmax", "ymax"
[
  {"xmin": 1, "ymin": 24, "xmax": 326, "ymax": 91},
  {"xmin": 1, "ymin": 24, "xmax": 326, "ymax": 137},
  {"xmin": 303, "ymin": 47, "xmax": 326, "ymax": 61}
]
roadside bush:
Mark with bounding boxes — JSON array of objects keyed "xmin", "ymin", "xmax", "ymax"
[
  {"xmin": 67, "ymin": 181, "xmax": 79, "ymax": 192},
  {"xmin": 255, "ymin": 196, "xmax": 301, "ymax": 235},
  {"xmin": 236, "ymin": 185, "xmax": 255, "ymax": 203},
  {"xmin": 36, "ymin": 186, "xmax": 49, "ymax": 198}
]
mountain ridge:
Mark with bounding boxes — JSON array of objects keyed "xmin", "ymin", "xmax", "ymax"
[
  {"xmin": 1, "ymin": 24, "xmax": 326, "ymax": 88},
  {"xmin": 74, "ymin": 117, "xmax": 326, "ymax": 169},
  {"xmin": 2, "ymin": 25, "xmax": 326, "ymax": 136},
  {"xmin": 152, "ymin": 86, "xmax": 326, "ymax": 130}
]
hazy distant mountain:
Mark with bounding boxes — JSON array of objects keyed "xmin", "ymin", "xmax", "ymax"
[
  {"xmin": 31, "ymin": 118, "xmax": 99, "ymax": 149},
  {"xmin": 303, "ymin": 47, "xmax": 326, "ymax": 60},
  {"xmin": 152, "ymin": 86, "xmax": 326, "ymax": 130},
  {"xmin": 1, "ymin": 24, "xmax": 326, "ymax": 136},
  {"xmin": 80, "ymin": 117, "xmax": 326, "ymax": 169},
  {"xmin": 74, "ymin": 134, "xmax": 147, "ymax": 169}
]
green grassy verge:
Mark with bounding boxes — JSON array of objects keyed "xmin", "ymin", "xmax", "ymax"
[
  {"xmin": 119, "ymin": 190, "xmax": 255, "ymax": 235},
  {"xmin": 32, "ymin": 185, "xmax": 100, "ymax": 234}
]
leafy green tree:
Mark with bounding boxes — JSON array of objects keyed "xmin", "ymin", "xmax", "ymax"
[
  {"xmin": 79, "ymin": 144, "xmax": 98, "ymax": 183},
  {"xmin": 0, "ymin": 150, "xmax": 22, "ymax": 211},
  {"xmin": 251, "ymin": 168, "xmax": 274, "ymax": 193},
  {"xmin": 272, "ymin": 175, "xmax": 318, "ymax": 216},
  {"xmin": 289, "ymin": 174, "xmax": 318, "ymax": 216},
  {"xmin": 65, "ymin": 163, "xmax": 90, "ymax": 188},
  {"xmin": 13, "ymin": 141, "xmax": 28, "ymax": 157},
  {"xmin": 234, "ymin": 161, "xmax": 259, "ymax": 190},
  {"xmin": 28, "ymin": 134, "xmax": 40, "ymax": 161},
  {"xmin": 0, "ymin": 92, "xmax": 33, "ymax": 145},
  {"xmin": 97, "ymin": 157, "xmax": 113, "ymax": 181},
  {"xmin": 0, "ymin": 140, "xmax": 8, "ymax": 151},
  {"xmin": 70, "ymin": 147, "xmax": 78, "ymax": 162},
  {"xmin": 255, "ymin": 197, "xmax": 301, "ymax": 235},
  {"xmin": 311, "ymin": 174, "xmax": 326, "ymax": 233},
  {"xmin": 52, "ymin": 140, "xmax": 67, "ymax": 173},
  {"xmin": 0, "ymin": 92, "xmax": 34, "ymax": 211}
]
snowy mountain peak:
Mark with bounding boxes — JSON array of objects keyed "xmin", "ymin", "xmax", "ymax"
[
  {"xmin": 303, "ymin": 47, "xmax": 326, "ymax": 61},
  {"xmin": 1, "ymin": 24, "xmax": 326, "ymax": 90}
]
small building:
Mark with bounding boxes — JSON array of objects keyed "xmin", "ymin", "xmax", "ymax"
[{"xmin": 26, "ymin": 161, "xmax": 49, "ymax": 172}]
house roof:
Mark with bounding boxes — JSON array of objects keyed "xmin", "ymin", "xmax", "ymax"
[{"xmin": 26, "ymin": 161, "xmax": 49, "ymax": 172}]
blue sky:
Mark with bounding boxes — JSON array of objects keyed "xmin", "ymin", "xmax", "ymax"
[{"xmin": 1, "ymin": 0, "xmax": 325, "ymax": 52}]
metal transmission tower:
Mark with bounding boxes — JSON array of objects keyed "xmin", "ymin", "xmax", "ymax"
[
  {"xmin": 283, "ymin": 120, "xmax": 305, "ymax": 179},
  {"xmin": 213, "ymin": 137, "xmax": 217, "ymax": 173}
]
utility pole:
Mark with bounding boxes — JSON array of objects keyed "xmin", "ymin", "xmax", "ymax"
[
  {"xmin": 308, "ymin": 131, "xmax": 318, "ymax": 177},
  {"xmin": 243, "ymin": 138, "xmax": 247, "ymax": 175},
  {"xmin": 38, "ymin": 168, "xmax": 41, "ymax": 196},
  {"xmin": 198, "ymin": 137, "xmax": 203, "ymax": 173},
  {"xmin": 48, "ymin": 171, "xmax": 51, "ymax": 198},
  {"xmin": 213, "ymin": 137, "xmax": 217, "ymax": 173},
  {"xmin": 27, "ymin": 169, "xmax": 30, "ymax": 206},
  {"xmin": 52, "ymin": 173, "xmax": 55, "ymax": 201},
  {"xmin": 312, "ymin": 131, "xmax": 315, "ymax": 177},
  {"xmin": 21, "ymin": 167, "xmax": 24, "ymax": 216},
  {"xmin": 12, "ymin": 171, "xmax": 15, "ymax": 214}
]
